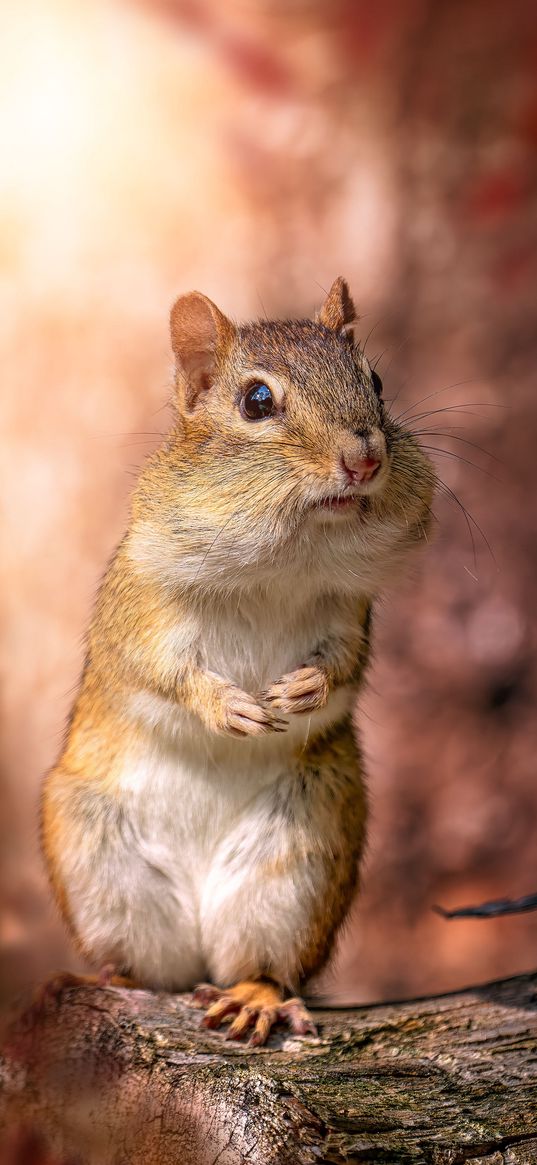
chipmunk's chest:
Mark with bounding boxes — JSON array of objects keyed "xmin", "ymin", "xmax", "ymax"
[{"xmin": 199, "ymin": 589, "xmax": 328, "ymax": 691}]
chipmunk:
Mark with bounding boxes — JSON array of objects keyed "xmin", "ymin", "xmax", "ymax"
[{"xmin": 41, "ymin": 277, "xmax": 435, "ymax": 1045}]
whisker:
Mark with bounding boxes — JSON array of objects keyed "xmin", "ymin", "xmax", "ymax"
[
  {"xmin": 256, "ymin": 290, "xmax": 269, "ymax": 321},
  {"xmin": 394, "ymin": 379, "xmax": 477, "ymax": 424},
  {"xmin": 436, "ymin": 479, "xmax": 477, "ymax": 570},
  {"xmin": 436, "ymin": 477, "xmax": 497, "ymax": 570},
  {"xmin": 418, "ymin": 445, "xmax": 502, "ymax": 483},
  {"xmin": 376, "ymin": 337, "xmax": 410, "ymax": 382},
  {"xmin": 116, "ymin": 440, "xmax": 164, "ymax": 449},
  {"xmin": 361, "ymin": 318, "xmax": 382, "ymax": 356},
  {"xmin": 386, "ymin": 375, "xmax": 410, "ymax": 413},
  {"xmin": 88, "ymin": 430, "xmax": 164, "ymax": 441},
  {"xmin": 150, "ymin": 394, "xmax": 174, "ymax": 418},
  {"xmin": 408, "ymin": 428, "xmax": 503, "ymax": 465},
  {"xmin": 371, "ymin": 346, "xmax": 391, "ymax": 370},
  {"xmin": 397, "ymin": 403, "xmax": 508, "ymax": 426}
]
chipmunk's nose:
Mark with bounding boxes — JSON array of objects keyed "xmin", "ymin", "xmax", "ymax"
[
  {"xmin": 339, "ymin": 429, "xmax": 386, "ymax": 488},
  {"xmin": 341, "ymin": 452, "xmax": 381, "ymax": 485}
]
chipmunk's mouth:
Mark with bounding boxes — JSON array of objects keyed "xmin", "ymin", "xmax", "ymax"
[{"xmin": 312, "ymin": 494, "xmax": 369, "ymax": 516}]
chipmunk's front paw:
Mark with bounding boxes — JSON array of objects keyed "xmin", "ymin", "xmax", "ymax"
[
  {"xmin": 262, "ymin": 665, "xmax": 329, "ymax": 714},
  {"xmin": 215, "ymin": 684, "xmax": 288, "ymax": 737}
]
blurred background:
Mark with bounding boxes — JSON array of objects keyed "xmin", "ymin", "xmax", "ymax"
[{"xmin": 1, "ymin": 0, "xmax": 537, "ymax": 1018}]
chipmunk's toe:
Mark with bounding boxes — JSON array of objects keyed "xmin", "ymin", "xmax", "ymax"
[
  {"xmin": 277, "ymin": 996, "xmax": 318, "ymax": 1037},
  {"xmin": 192, "ymin": 978, "xmax": 317, "ymax": 1046},
  {"xmin": 191, "ymin": 982, "xmax": 223, "ymax": 1008}
]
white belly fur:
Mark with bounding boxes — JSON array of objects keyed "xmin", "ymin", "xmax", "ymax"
[
  {"xmin": 65, "ymin": 590, "xmax": 362, "ymax": 989},
  {"xmin": 66, "ymin": 683, "xmax": 354, "ymax": 991}
]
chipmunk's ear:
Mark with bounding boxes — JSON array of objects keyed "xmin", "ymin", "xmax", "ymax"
[
  {"xmin": 316, "ymin": 276, "xmax": 357, "ymax": 331},
  {"xmin": 170, "ymin": 291, "xmax": 235, "ymax": 411}
]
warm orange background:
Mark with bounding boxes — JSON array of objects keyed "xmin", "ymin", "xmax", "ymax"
[{"xmin": 1, "ymin": 0, "xmax": 537, "ymax": 1016}]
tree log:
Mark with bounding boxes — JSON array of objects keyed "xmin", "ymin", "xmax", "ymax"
[{"xmin": 1, "ymin": 972, "xmax": 537, "ymax": 1164}]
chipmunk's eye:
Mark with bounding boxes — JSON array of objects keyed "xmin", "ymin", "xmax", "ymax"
[
  {"xmin": 371, "ymin": 370, "xmax": 383, "ymax": 397},
  {"xmin": 241, "ymin": 382, "xmax": 275, "ymax": 420}
]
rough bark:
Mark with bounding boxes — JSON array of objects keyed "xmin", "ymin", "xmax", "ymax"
[{"xmin": 0, "ymin": 972, "xmax": 536, "ymax": 1165}]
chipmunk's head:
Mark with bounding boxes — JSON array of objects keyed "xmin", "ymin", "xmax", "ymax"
[{"xmin": 133, "ymin": 279, "xmax": 435, "ymax": 591}]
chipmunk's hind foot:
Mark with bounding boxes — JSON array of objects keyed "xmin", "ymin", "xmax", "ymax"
[
  {"xmin": 191, "ymin": 977, "xmax": 317, "ymax": 1046},
  {"xmin": 31, "ymin": 965, "xmax": 137, "ymax": 1015}
]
